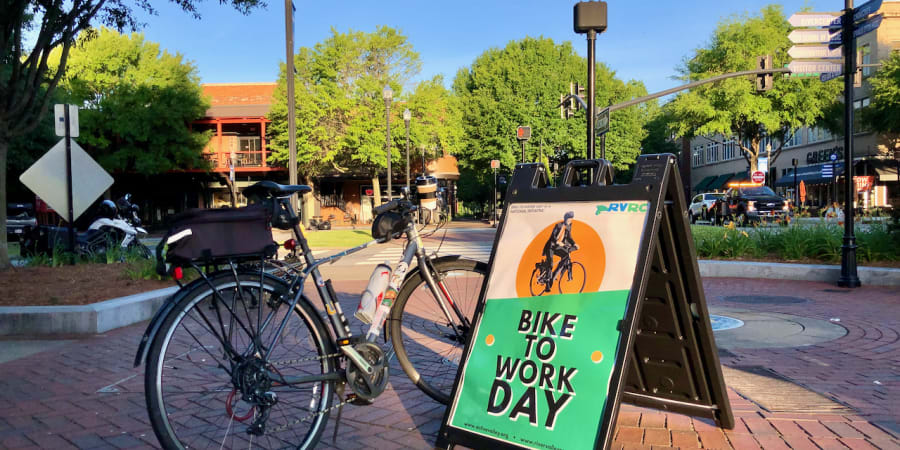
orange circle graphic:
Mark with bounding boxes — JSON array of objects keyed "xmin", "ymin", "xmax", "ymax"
[
  {"xmin": 515, "ymin": 219, "xmax": 605, "ymax": 297},
  {"xmin": 591, "ymin": 350, "xmax": 604, "ymax": 363},
  {"xmin": 485, "ymin": 334, "xmax": 495, "ymax": 346}
]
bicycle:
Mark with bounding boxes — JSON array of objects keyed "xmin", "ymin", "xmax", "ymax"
[
  {"xmin": 135, "ymin": 181, "xmax": 487, "ymax": 449},
  {"xmin": 528, "ymin": 246, "xmax": 586, "ymax": 296}
]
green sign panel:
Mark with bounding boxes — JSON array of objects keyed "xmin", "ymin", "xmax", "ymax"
[{"xmin": 446, "ymin": 199, "xmax": 649, "ymax": 449}]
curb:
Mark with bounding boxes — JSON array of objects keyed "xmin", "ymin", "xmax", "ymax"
[
  {"xmin": 0, "ymin": 286, "xmax": 178, "ymax": 336},
  {"xmin": 1, "ymin": 260, "xmax": 896, "ymax": 337},
  {"xmin": 698, "ymin": 260, "xmax": 900, "ymax": 286}
]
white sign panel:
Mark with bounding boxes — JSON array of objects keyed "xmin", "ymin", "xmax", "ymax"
[
  {"xmin": 758, "ymin": 157, "xmax": 769, "ymax": 173},
  {"xmin": 54, "ymin": 104, "xmax": 79, "ymax": 138},
  {"xmin": 19, "ymin": 139, "xmax": 113, "ymax": 221}
]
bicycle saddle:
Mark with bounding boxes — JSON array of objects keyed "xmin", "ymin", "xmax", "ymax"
[{"xmin": 244, "ymin": 180, "xmax": 312, "ymax": 198}]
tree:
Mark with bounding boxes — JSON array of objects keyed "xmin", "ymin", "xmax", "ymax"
[
  {"xmin": 862, "ymin": 51, "xmax": 900, "ymax": 135},
  {"xmin": 405, "ymin": 75, "xmax": 465, "ymax": 166},
  {"xmin": 667, "ymin": 5, "xmax": 842, "ymax": 174},
  {"xmin": 51, "ymin": 28, "xmax": 210, "ymax": 174},
  {"xmin": 0, "ymin": 0, "xmax": 263, "ymax": 269},
  {"xmin": 268, "ymin": 26, "xmax": 423, "ymax": 204},
  {"xmin": 451, "ymin": 37, "xmax": 652, "ymax": 189}
]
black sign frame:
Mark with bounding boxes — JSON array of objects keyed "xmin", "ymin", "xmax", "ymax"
[{"xmin": 436, "ymin": 154, "xmax": 733, "ymax": 450}]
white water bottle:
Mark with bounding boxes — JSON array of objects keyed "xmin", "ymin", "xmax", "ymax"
[{"xmin": 355, "ymin": 263, "xmax": 391, "ymax": 324}]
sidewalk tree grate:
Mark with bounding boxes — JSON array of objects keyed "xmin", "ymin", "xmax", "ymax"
[
  {"xmin": 722, "ymin": 295, "xmax": 809, "ymax": 305},
  {"xmin": 723, "ymin": 365, "xmax": 853, "ymax": 414}
]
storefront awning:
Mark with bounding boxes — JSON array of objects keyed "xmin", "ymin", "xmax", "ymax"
[
  {"xmin": 855, "ymin": 159, "xmax": 900, "ymax": 182},
  {"xmin": 693, "ymin": 175, "xmax": 717, "ymax": 192},
  {"xmin": 707, "ymin": 172, "xmax": 739, "ymax": 190},
  {"xmin": 774, "ymin": 163, "xmax": 845, "ymax": 187}
]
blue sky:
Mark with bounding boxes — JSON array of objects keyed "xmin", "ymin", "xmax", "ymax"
[{"xmin": 134, "ymin": 0, "xmax": 826, "ymax": 95}]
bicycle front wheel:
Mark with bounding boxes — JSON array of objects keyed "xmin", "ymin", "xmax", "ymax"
[
  {"xmin": 145, "ymin": 270, "xmax": 336, "ymax": 449},
  {"xmin": 389, "ymin": 257, "xmax": 487, "ymax": 404},
  {"xmin": 557, "ymin": 261, "xmax": 586, "ymax": 294}
]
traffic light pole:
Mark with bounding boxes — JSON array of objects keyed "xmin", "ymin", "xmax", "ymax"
[
  {"xmin": 586, "ymin": 29, "xmax": 597, "ymax": 160},
  {"xmin": 838, "ymin": 0, "xmax": 861, "ymax": 288}
]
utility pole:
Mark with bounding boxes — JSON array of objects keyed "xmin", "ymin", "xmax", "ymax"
[
  {"xmin": 284, "ymin": 0, "xmax": 299, "ymax": 214},
  {"xmin": 838, "ymin": 0, "xmax": 861, "ymax": 288}
]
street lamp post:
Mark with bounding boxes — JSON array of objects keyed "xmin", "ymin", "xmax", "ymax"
[
  {"xmin": 383, "ymin": 85, "xmax": 393, "ymax": 202},
  {"xmin": 404, "ymin": 108, "xmax": 411, "ymax": 191}
]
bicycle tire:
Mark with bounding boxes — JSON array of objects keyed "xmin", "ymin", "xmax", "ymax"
[
  {"xmin": 145, "ymin": 270, "xmax": 336, "ymax": 449},
  {"xmin": 389, "ymin": 257, "xmax": 487, "ymax": 404},
  {"xmin": 529, "ymin": 267, "xmax": 547, "ymax": 297},
  {"xmin": 557, "ymin": 261, "xmax": 586, "ymax": 294}
]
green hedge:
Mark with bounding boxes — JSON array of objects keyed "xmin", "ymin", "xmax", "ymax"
[{"xmin": 690, "ymin": 224, "xmax": 900, "ymax": 264}]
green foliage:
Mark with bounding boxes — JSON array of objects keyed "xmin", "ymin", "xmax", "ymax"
[
  {"xmin": 691, "ymin": 224, "xmax": 898, "ymax": 263},
  {"xmin": 668, "ymin": 5, "xmax": 843, "ymax": 171},
  {"xmin": 49, "ymin": 28, "xmax": 211, "ymax": 174},
  {"xmin": 456, "ymin": 168, "xmax": 493, "ymax": 215},
  {"xmin": 268, "ymin": 26, "xmax": 437, "ymax": 177},
  {"xmin": 862, "ymin": 51, "xmax": 900, "ymax": 134},
  {"xmin": 452, "ymin": 37, "xmax": 652, "ymax": 181}
]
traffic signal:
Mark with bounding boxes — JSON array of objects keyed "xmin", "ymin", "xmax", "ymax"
[
  {"xmin": 756, "ymin": 55, "xmax": 773, "ymax": 92},
  {"xmin": 516, "ymin": 126, "xmax": 531, "ymax": 141}
]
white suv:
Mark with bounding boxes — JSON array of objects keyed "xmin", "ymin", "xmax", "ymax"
[{"xmin": 688, "ymin": 193, "xmax": 723, "ymax": 223}]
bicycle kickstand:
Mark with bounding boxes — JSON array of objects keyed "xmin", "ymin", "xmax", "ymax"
[{"xmin": 332, "ymin": 383, "xmax": 347, "ymax": 444}]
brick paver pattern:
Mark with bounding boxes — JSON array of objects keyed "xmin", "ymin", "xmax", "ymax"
[{"xmin": 0, "ymin": 277, "xmax": 897, "ymax": 449}]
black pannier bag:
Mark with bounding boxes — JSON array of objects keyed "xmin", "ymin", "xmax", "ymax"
[{"xmin": 156, "ymin": 204, "xmax": 276, "ymax": 274}]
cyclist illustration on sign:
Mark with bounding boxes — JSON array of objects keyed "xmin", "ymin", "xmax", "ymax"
[{"xmin": 530, "ymin": 211, "xmax": 586, "ymax": 295}]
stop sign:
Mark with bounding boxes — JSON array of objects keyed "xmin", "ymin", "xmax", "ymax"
[{"xmin": 751, "ymin": 171, "xmax": 766, "ymax": 184}]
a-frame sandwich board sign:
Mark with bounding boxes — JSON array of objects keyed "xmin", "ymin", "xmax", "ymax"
[{"xmin": 436, "ymin": 154, "xmax": 733, "ymax": 450}]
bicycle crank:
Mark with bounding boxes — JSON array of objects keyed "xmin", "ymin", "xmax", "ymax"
[{"xmin": 345, "ymin": 342, "xmax": 389, "ymax": 403}]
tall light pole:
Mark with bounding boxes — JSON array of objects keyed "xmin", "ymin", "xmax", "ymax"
[
  {"xmin": 284, "ymin": 0, "xmax": 298, "ymax": 213},
  {"xmin": 838, "ymin": 0, "xmax": 860, "ymax": 288},
  {"xmin": 404, "ymin": 108, "xmax": 411, "ymax": 191},
  {"xmin": 383, "ymin": 85, "xmax": 393, "ymax": 202}
]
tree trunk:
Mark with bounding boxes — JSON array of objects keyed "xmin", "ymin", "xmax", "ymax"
[
  {"xmin": 0, "ymin": 136, "xmax": 11, "ymax": 269},
  {"xmin": 302, "ymin": 175, "xmax": 315, "ymax": 228},
  {"xmin": 221, "ymin": 174, "xmax": 237, "ymax": 207}
]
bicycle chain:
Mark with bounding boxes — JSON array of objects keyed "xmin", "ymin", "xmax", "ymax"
[
  {"xmin": 266, "ymin": 389, "xmax": 354, "ymax": 434},
  {"xmin": 269, "ymin": 351, "xmax": 343, "ymax": 367}
]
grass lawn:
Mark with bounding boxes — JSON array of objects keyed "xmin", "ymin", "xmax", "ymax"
[{"xmin": 303, "ymin": 229, "xmax": 373, "ymax": 248}]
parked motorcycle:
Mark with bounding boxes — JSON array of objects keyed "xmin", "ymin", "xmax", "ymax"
[{"xmin": 21, "ymin": 194, "xmax": 151, "ymax": 260}]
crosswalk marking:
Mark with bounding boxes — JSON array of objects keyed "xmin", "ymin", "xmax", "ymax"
[{"xmin": 353, "ymin": 244, "xmax": 493, "ymax": 265}]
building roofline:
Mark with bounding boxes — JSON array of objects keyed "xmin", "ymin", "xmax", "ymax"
[{"xmin": 202, "ymin": 82, "xmax": 276, "ymax": 86}]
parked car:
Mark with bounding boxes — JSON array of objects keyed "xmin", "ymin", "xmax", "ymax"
[
  {"xmin": 688, "ymin": 193, "xmax": 724, "ymax": 223},
  {"xmin": 6, "ymin": 203, "xmax": 37, "ymax": 241},
  {"xmin": 712, "ymin": 184, "xmax": 790, "ymax": 226}
]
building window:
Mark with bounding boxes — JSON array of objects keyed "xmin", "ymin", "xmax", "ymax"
[
  {"xmin": 239, "ymin": 136, "xmax": 261, "ymax": 151},
  {"xmin": 692, "ymin": 146, "xmax": 703, "ymax": 168},
  {"xmin": 861, "ymin": 44, "xmax": 872, "ymax": 77},
  {"xmin": 706, "ymin": 142, "xmax": 719, "ymax": 163},
  {"xmin": 723, "ymin": 140, "xmax": 736, "ymax": 160},
  {"xmin": 783, "ymin": 129, "xmax": 802, "ymax": 148},
  {"xmin": 809, "ymin": 126, "xmax": 833, "ymax": 143}
]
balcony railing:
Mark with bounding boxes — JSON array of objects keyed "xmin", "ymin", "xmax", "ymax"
[{"xmin": 204, "ymin": 151, "xmax": 266, "ymax": 170}]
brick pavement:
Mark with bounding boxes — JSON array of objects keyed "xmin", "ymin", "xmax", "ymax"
[{"xmin": 0, "ymin": 277, "xmax": 897, "ymax": 449}]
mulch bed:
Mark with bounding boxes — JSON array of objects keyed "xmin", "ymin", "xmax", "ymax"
[
  {"xmin": 0, "ymin": 263, "xmax": 173, "ymax": 307},
  {"xmin": 702, "ymin": 256, "xmax": 900, "ymax": 268}
]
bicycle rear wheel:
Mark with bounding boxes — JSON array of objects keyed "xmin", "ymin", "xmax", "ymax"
[
  {"xmin": 145, "ymin": 270, "xmax": 336, "ymax": 449},
  {"xmin": 389, "ymin": 257, "xmax": 487, "ymax": 404}
]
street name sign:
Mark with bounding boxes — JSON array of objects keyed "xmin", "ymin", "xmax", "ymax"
[
  {"xmin": 788, "ymin": 12, "xmax": 842, "ymax": 28},
  {"xmin": 788, "ymin": 28, "xmax": 841, "ymax": 44},
  {"xmin": 789, "ymin": 60, "xmax": 843, "ymax": 75},
  {"xmin": 821, "ymin": 71, "xmax": 843, "ymax": 82},
  {"xmin": 438, "ymin": 155, "xmax": 734, "ymax": 450},
  {"xmin": 788, "ymin": 45, "xmax": 842, "ymax": 59},
  {"xmin": 595, "ymin": 107, "xmax": 610, "ymax": 136},
  {"xmin": 19, "ymin": 138, "xmax": 113, "ymax": 221},
  {"xmin": 854, "ymin": 14, "xmax": 883, "ymax": 39},
  {"xmin": 854, "ymin": 0, "xmax": 883, "ymax": 22}
]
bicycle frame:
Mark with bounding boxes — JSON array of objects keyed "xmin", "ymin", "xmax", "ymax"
[{"xmin": 236, "ymin": 195, "xmax": 472, "ymax": 384}]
